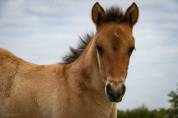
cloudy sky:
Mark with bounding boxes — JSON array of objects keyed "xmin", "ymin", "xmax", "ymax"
[{"xmin": 0, "ymin": 0, "xmax": 178, "ymax": 110}]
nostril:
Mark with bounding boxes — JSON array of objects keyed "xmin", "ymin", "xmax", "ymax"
[
  {"xmin": 106, "ymin": 84, "xmax": 113, "ymax": 95},
  {"xmin": 121, "ymin": 84, "xmax": 126, "ymax": 95}
]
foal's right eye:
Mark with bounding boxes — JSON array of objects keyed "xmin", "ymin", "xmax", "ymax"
[
  {"xmin": 96, "ymin": 45, "xmax": 103, "ymax": 56},
  {"xmin": 129, "ymin": 47, "xmax": 135, "ymax": 55}
]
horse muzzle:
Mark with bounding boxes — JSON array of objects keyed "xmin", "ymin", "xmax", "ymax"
[{"xmin": 105, "ymin": 82, "xmax": 126, "ymax": 102}]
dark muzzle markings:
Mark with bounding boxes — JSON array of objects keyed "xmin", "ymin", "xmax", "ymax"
[{"xmin": 106, "ymin": 81, "xmax": 126, "ymax": 102}]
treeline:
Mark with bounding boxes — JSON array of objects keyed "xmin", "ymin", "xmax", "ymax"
[
  {"xmin": 117, "ymin": 106, "xmax": 177, "ymax": 118},
  {"xmin": 117, "ymin": 84, "xmax": 178, "ymax": 118}
]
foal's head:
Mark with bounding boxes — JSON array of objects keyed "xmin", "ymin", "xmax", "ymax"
[{"xmin": 92, "ymin": 2, "xmax": 139, "ymax": 102}]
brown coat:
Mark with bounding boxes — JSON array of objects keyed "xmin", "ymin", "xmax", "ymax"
[{"xmin": 0, "ymin": 47, "xmax": 115, "ymax": 118}]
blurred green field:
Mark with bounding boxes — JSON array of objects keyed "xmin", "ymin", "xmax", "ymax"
[
  {"xmin": 117, "ymin": 85, "xmax": 178, "ymax": 118},
  {"xmin": 117, "ymin": 106, "xmax": 177, "ymax": 118}
]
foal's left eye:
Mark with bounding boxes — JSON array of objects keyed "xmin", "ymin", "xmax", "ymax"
[
  {"xmin": 96, "ymin": 45, "xmax": 103, "ymax": 56},
  {"xmin": 129, "ymin": 47, "xmax": 134, "ymax": 55}
]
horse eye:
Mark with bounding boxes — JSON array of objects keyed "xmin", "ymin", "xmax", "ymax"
[
  {"xmin": 96, "ymin": 45, "xmax": 103, "ymax": 56},
  {"xmin": 129, "ymin": 47, "xmax": 134, "ymax": 55}
]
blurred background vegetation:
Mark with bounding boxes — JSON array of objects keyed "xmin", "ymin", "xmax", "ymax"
[{"xmin": 117, "ymin": 84, "xmax": 178, "ymax": 118}]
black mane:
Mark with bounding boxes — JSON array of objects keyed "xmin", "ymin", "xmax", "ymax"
[
  {"xmin": 62, "ymin": 34, "xmax": 93, "ymax": 64},
  {"xmin": 62, "ymin": 6, "xmax": 125, "ymax": 64}
]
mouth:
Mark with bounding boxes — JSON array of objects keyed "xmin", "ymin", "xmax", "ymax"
[{"xmin": 107, "ymin": 94, "xmax": 123, "ymax": 102}]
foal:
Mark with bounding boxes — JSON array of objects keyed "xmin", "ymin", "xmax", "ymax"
[{"xmin": 0, "ymin": 2, "xmax": 139, "ymax": 118}]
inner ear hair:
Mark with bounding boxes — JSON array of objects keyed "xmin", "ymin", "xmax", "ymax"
[
  {"xmin": 92, "ymin": 2, "xmax": 105, "ymax": 25},
  {"xmin": 125, "ymin": 2, "xmax": 139, "ymax": 26}
]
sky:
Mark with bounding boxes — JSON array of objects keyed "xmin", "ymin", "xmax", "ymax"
[{"xmin": 0, "ymin": 0, "xmax": 178, "ymax": 110}]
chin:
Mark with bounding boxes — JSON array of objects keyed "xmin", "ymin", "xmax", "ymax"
[{"xmin": 107, "ymin": 96, "xmax": 123, "ymax": 103}]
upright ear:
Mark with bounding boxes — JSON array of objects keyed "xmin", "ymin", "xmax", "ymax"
[
  {"xmin": 125, "ymin": 3, "xmax": 139, "ymax": 26},
  {"xmin": 91, "ymin": 2, "xmax": 105, "ymax": 25}
]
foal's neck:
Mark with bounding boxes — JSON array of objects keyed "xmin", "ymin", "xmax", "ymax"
[
  {"xmin": 66, "ymin": 36, "xmax": 105, "ymax": 95},
  {"xmin": 62, "ymin": 36, "xmax": 114, "ymax": 115}
]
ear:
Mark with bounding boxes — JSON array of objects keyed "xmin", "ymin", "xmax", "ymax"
[
  {"xmin": 91, "ymin": 2, "xmax": 105, "ymax": 25},
  {"xmin": 125, "ymin": 3, "xmax": 139, "ymax": 26}
]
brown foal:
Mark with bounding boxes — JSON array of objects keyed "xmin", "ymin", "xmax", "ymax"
[{"xmin": 0, "ymin": 2, "xmax": 139, "ymax": 118}]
